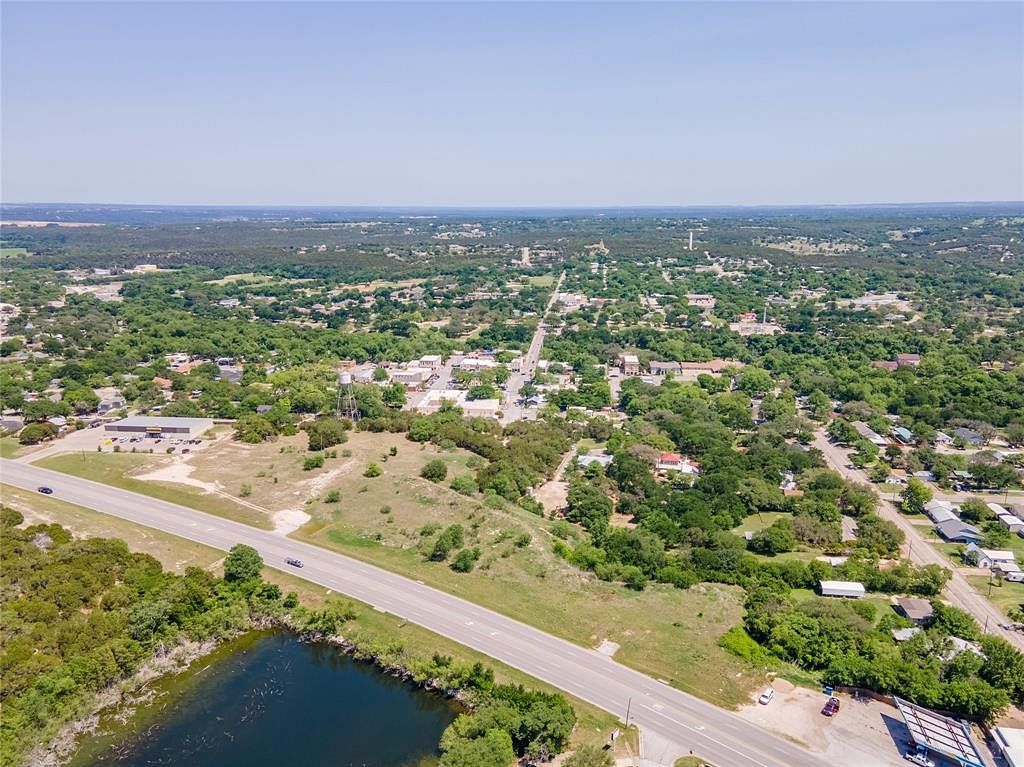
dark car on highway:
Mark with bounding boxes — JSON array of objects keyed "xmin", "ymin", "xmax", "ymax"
[
  {"xmin": 37, "ymin": 486, "xmax": 54, "ymax": 495},
  {"xmin": 821, "ymin": 697, "xmax": 840, "ymax": 716},
  {"xmin": 285, "ymin": 557, "xmax": 304, "ymax": 568}
]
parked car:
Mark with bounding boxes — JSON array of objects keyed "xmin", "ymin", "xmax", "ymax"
[
  {"xmin": 758, "ymin": 688, "xmax": 775, "ymax": 705},
  {"xmin": 285, "ymin": 557, "xmax": 304, "ymax": 568},
  {"xmin": 37, "ymin": 486, "xmax": 53, "ymax": 495},
  {"xmin": 821, "ymin": 697, "xmax": 840, "ymax": 717},
  {"xmin": 904, "ymin": 752, "xmax": 935, "ymax": 767}
]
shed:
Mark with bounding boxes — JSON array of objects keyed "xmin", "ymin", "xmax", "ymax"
[{"xmin": 819, "ymin": 580, "xmax": 866, "ymax": 599}]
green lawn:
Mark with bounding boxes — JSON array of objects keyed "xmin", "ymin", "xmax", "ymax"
[
  {"xmin": 0, "ymin": 437, "xmax": 21, "ymax": 458},
  {"xmin": 34, "ymin": 453, "xmax": 273, "ymax": 529},
  {"xmin": 966, "ymin": 575, "xmax": 1024, "ymax": 617},
  {"xmin": 526, "ymin": 275, "xmax": 555, "ymax": 287},
  {"xmin": 731, "ymin": 511, "xmax": 788, "ymax": 536}
]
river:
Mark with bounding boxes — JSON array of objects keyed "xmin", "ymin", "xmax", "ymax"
[{"xmin": 67, "ymin": 631, "xmax": 459, "ymax": 767}]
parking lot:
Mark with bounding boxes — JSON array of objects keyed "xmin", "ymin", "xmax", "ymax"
[
  {"xmin": 737, "ymin": 681, "xmax": 951, "ymax": 767},
  {"xmin": 16, "ymin": 423, "xmax": 218, "ymax": 463}
]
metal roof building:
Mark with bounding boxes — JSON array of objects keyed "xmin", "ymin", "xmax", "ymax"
[
  {"xmin": 819, "ymin": 580, "xmax": 866, "ymax": 598},
  {"xmin": 105, "ymin": 416, "xmax": 213, "ymax": 438},
  {"xmin": 893, "ymin": 696, "xmax": 985, "ymax": 767}
]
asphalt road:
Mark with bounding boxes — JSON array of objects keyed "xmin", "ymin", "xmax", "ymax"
[
  {"xmin": 811, "ymin": 433, "xmax": 1024, "ymax": 651},
  {"xmin": 1, "ymin": 458, "xmax": 827, "ymax": 767},
  {"xmin": 503, "ymin": 272, "xmax": 564, "ymax": 421}
]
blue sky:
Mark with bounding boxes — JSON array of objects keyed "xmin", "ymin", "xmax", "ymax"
[{"xmin": 2, "ymin": 2, "xmax": 1021, "ymax": 206}]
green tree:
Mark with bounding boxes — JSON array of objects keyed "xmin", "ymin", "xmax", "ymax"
[
  {"xmin": 901, "ymin": 478, "xmax": 933, "ymax": 514},
  {"xmin": 223, "ymin": 544, "xmax": 263, "ymax": 583},
  {"xmin": 441, "ymin": 729, "xmax": 515, "ymax": 767},
  {"xmin": 304, "ymin": 418, "xmax": 349, "ymax": 451},
  {"xmin": 383, "ymin": 382, "xmax": 407, "ymax": 409}
]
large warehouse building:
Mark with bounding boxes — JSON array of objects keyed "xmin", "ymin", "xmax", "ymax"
[{"xmin": 104, "ymin": 416, "xmax": 213, "ymax": 439}]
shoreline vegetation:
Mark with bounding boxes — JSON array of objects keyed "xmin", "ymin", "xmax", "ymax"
[{"xmin": 1, "ymin": 511, "xmax": 622, "ymax": 767}]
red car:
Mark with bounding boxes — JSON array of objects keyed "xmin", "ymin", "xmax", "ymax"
[{"xmin": 822, "ymin": 697, "xmax": 840, "ymax": 717}]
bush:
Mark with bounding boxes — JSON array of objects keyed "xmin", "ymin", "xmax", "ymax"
[
  {"xmin": 324, "ymin": 489, "xmax": 341, "ymax": 503},
  {"xmin": 514, "ymin": 533, "xmax": 531, "ymax": 548},
  {"xmin": 421, "ymin": 458, "xmax": 448, "ymax": 483},
  {"xmin": 450, "ymin": 475, "xmax": 479, "ymax": 496},
  {"xmin": 364, "ymin": 463, "xmax": 383, "ymax": 478},
  {"xmin": 451, "ymin": 548, "xmax": 481, "ymax": 573},
  {"xmin": 303, "ymin": 454, "xmax": 325, "ymax": 471},
  {"xmin": 239, "ymin": 483, "xmax": 252, "ymax": 497},
  {"xmin": 431, "ymin": 524, "xmax": 465, "ymax": 561}
]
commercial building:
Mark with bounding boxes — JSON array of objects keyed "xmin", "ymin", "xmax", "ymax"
[
  {"xmin": 620, "ymin": 354, "xmax": 640, "ymax": 376},
  {"xmin": 105, "ymin": 416, "xmax": 213, "ymax": 439},
  {"xmin": 893, "ymin": 697, "xmax": 985, "ymax": 767},
  {"xmin": 819, "ymin": 580, "xmax": 866, "ymax": 599},
  {"xmin": 391, "ymin": 367, "xmax": 432, "ymax": 388}
]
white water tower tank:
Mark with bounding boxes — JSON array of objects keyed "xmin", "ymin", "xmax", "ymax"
[{"xmin": 339, "ymin": 372, "xmax": 352, "ymax": 385}]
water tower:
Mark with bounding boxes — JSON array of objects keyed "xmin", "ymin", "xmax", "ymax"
[{"xmin": 336, "ymin": 371, "xmax": 360, "ymax": 422}]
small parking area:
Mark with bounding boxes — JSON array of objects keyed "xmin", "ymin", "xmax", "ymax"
[{"xmin": 737, "ymin": 681, "xmax": 955, "ymax": 767}]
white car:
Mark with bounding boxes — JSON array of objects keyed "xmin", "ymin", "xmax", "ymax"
[
  {"xmin": 758, "ymin": 688, "xmax": 775, "ymax": 705},
  {"xmin": 904, "ymin": 752, "xmax": 935, "ymax": 767}
]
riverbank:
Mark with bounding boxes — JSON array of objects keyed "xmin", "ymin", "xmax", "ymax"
[{"xmin": 24, "ymin": 635, "xmax": 224, "ymax": 767}]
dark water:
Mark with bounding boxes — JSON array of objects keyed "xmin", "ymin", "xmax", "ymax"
[{"xmin": 68, "ymin": 631, "xmax": 458, "ymax": 767}]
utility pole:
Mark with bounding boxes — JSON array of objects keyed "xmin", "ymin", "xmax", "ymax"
[{"xmin": 624, "ymin": 697, "xmax": 632, "ymax": 730}]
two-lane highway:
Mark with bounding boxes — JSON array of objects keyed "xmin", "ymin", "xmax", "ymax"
[{"xmin": 1, "ymin": 458, "xmax": 827, "ymax": 767}]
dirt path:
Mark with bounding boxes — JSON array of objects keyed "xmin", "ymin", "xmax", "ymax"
[{"xmin": 533, "ymin": 441, "xmax": 578, "ymax": 514}]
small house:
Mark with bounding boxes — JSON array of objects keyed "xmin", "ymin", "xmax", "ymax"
[
  {"xmin": 892, "ymin": 426, "xmax": 914, "ymax": 445},
  {"xmin": 894, "ymin": 597, "xmax": 934, "ymax": 625},
  {"xmin": 896, "ymin": 353, "xmax": 922, "ymax": 368},
  {"xmin": 953, "ymin": 427, "xmax": 984, "ymax": 447},
  {"xmin": 656, "ymin": 453, "xmax": 699, "ymax": 475},
  {"xmin": 966, "ymin": 544, "xmax": 1017, "ymax": 572},
  {"xmin": 820, "ymin": 580, "xmax": 866, "ymax": 599},
  {"xmin": 935, "ymin": 518, "xmax": 983, "ymax": 544}
]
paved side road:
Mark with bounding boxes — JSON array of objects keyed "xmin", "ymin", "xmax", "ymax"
[
  {"xmin": 811, "ymin": 433, "xmax": 1024, "ymax": 651},
  {"xmin": 1, "ymin": 458, "xmax": 829, "ymax": 767}
]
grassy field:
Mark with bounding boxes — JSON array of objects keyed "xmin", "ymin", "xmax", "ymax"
[
  {"xmin": 526, "ymin": 274, "xmax": 556, "ymax": 287},
  {"xmin": 0, "ymin": 247, "xmax": 30, "ymax": 257},
  {"xmin": 0, "ymin": 437, "xmax": 21, "ymax": 458},
  {"xmin": 30, "ymin": 430, "xmax": 779, "ymax": 708},
  {"xmin": 966, "ymin": 574, "xmax": 1024, "ymax": 616},
  {"xmin": 185, "ymin": 431, "xmax": 482, "ymax": 522},
  {"xmin": 34, "ymin": 452, "xmax": 273, "ymax": 529},
  {"xmin": 286, "ymin": 440, "xmax": 766, "ymax": 707},
  {"xmin": 0, "ymin": 484, "xmax": 636, "ymax": 756}
]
